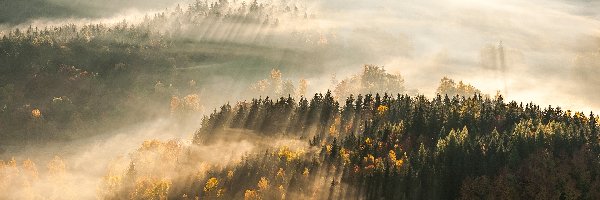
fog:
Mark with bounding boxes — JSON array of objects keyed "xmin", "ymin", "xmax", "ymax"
[
  {"xmin": 1, "ymin": 0, "xmax": 599, "ymax": 198},
  {"xmin": 1, "ymin": 117, "xmax": 312, "ymax": 199},
  {"xmin": 0, "ymin": 118, "xmax": 190, "ymax": 199},
  {"xmin": 303, "ymin": 0, "xmax": 600, "ymax": 112},
  {"xmin": 4, "ymin": 0, "xmax": 597, "ymax": 112}
]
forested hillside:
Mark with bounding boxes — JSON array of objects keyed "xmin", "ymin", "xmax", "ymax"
[
  {"xmin": 0, "ymin": 0, "xmax": 333, "ymax": 144},
  {"xmin": 94, "ymin": 92, "xmax": 600, "ymax": 199}
]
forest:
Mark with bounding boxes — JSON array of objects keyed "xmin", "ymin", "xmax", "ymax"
[
  {"xmin": 1, "ymin": 0, "xmax": 600, "ymax": 199},
  {"xmin": 0, "ymin": 0, "xmax": 332, "ymax": 145},
  {"xmin": 97, "ymin": 90, "xmax": 600, "ymax": 199}
]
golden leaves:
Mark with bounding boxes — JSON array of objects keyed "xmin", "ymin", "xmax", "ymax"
[
  {"xmin": 278, "ymin": 184, "xmax": 286, "ymax": 200},
  {"xmin": 388, "ymin": 150, "xmax": 405, "ymax": 169},
  {"xmin": 101, "ymin": 139, "xmax": 187, "ymax": 199},
  {"xmin": 329, "ymin": 124, "xmax": 338, "ymax": 137},
  {"xmin": 388, "ymin": 150, "xmax": 397, "ymax": 161},
  {"xmin": 251, "ymin": 68, "xmax": 313, "ymax": 98},
  {"xmin": 0, "ymin": 156, "xmax": 75, "ymax": 199},
  {"xmin": 340, "ymin": 148, "xmax": 351, "ymax": 165},
  {"xmin": 171, "ymin": 94, "xmax": 203, "ymax": 116},
  {"xmin": 31, "ymin": 109, "xmax": 41, "ymax": 119},
  {"xmin": 47, "ymin": 156, "xmax": 66, "ymax": 179},
  {"xmin": 436, "ymin": 77, "xmax": 481, "ymax": 97},
  {"xmin": 395, "ymin": 159, "xmax": 405, "ymax": 169},
  {"xmin": 270, "ymin": 69, "xmax": 282, "ymax": 81},
  {"xmin": 184, "ymin": 94, "xmax": 202, "ymax": 111},
  {"xmin": 251, "ymin": 79, "xmax": 270, "ymax": 93},
  {"xmin": 130, "ymin": 177, "xmax": 171, "ymax": 200},
  {"xmin": 329, "ymin": 116, "xmax": 341, "ymax": 136},
  {"xmin": 134, "ymin": 139, "xmax": 183, "ymax": 175},
  {"xmin": 217, "ymin": 188, "xmax": 225, "ymax": 197},
  {"xmin": 377, "ymin": 105, "xmax": 389, "ymax": 115},
  {"xmin": 277, "ymin": 146, "xmax": 304, "ymax": 162},
  {"xmin": 101, "ymin": 174, "xmax": 123, "ymax": 195},
  {"xmin": 140, "ymin": 140, "xmax": 162, "ymax": 151},
  {"xmin": 325, "ymin": 145, "xmax": 332, "ymax": 154},
  {"xmin": 22, "ymin": 159, "xmax": 38, "ymax": 180},
  {"xmin": 8, "ymin": 157, "xmax": 17, "ymax": 168},
  {"xmin": 302, "ymin": 167, "xmax": 310, "ymax": 177},
  {"xmin": 227, "ymin": 170, "xmax": 234, "ymax": 180},
  {"xmin": 244, "ymin": 189, "xmax": 259, "ymax": 200},
  {"xmin": 276, "ymin": 168, "xmax": 285, "ymax": 180},
  {"xmin": 257, "ymin": 177, "xmax": 269, "ymax": 191},
  {"xmin": 364, "ymin": 154, "xmax": 375, "ymax": 166},
  {"xmin": 204, "ymin": 177, "xmax": 219, "ymax": 192}
]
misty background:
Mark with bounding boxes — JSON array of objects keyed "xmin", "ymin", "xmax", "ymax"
[{"xmin": 2, "ymin": 0, "xmax": 599, "ymax": 112}]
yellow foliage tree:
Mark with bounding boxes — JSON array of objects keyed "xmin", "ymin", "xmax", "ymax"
[
  {"xmin": 184, "ymin": 94, "xmax": 202, "ymax": 111},
  {"xmin": 204, "ymin": 177, "xmax": 219, "ymax": 192},
  {"xmin": 302, "ymin": 168, "xmax": 310, "ymax": 177},
  {"xmin": 277, "ymin": 146, "xmax": 304, "ymax": 162},
  {"xmin": 258, "ymin": 177, "xmax": 269, "ymax": 191},
  {"xmin": 22, "ymin": 159, "xmax": 38, "ymax": 180},
  {"xmin": 31, "ymin": 109, "xmax": 42, "ymax": 119},
  {"xmin": 377, "ymin": 105, "xmax": 389, "ymax": 115},
  {"xmin": 47, "ymin": 156, "xmax": 66, "ymax": 179},
  {"xmin": 130, "ymin": 177, "xmax": 171, "ymax": 200},
  {"xmin": 227, "ymin": 170, "xmax": 234, "ymax": 180},
  {"xmin": 276, "ymin": 168, "xmax": 285, "ymax": 180},
  {"xmin": 244, "ymin": 189, "xmax": 259, "ymax": 200}
]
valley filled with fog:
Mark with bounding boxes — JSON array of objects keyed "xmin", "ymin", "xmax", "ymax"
[{"xmin": 1, "ymin": 0, "xmax": 599, "ymax": 199}]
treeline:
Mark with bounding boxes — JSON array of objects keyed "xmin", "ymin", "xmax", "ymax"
[{"xmin": 177, "ymin": 92, "xmax": 600, "ymax": 199}]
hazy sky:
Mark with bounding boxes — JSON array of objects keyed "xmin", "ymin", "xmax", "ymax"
[{"xmin": 303, "ymin": 0, "xmax": 600, "ymax": 112}]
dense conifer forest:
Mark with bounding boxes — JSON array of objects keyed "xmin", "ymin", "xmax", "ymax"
[{"xmin": 100, "ymin": 91, "xmax": 598, "ymax": 199}]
